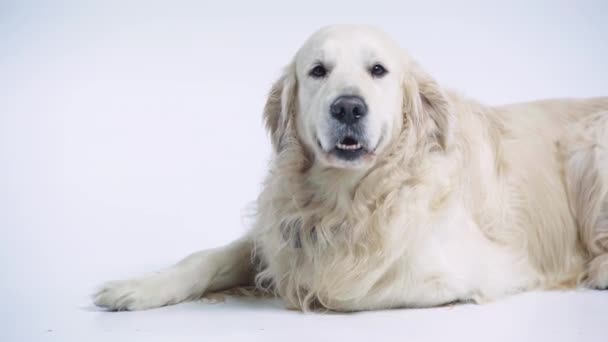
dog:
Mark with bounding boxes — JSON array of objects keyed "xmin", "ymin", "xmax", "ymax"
[{"xmin": 94, "ymin": 25, "xmax": 608, "ymax": 312}]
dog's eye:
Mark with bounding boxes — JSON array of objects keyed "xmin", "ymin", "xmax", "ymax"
[
  {"xmin": 370, "ymin": 64, "xmax": 388, "ymax": 77},
  {"xmin": 309, "ymin": 65, "xmax": 327, "ymax": 78}
]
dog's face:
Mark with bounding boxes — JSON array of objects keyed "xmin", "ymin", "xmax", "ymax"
[
  {"xmin": 294, "ymin": 26, "xmax": 405, "ymax": 169},
  {"xmin": 264, "ymin": 25, "xmax": 452, "ymax": 170}
]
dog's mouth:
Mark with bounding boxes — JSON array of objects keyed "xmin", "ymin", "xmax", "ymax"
[
  {"xmin": 315, "ymin": 130, "xmax": 378, "ymax": 166},
  {"xmin": 329, "ymin": 135, "xmax": 368, "ymax": 161},
  {"xmin": 335, "ymin": 136, "xmax": 362, "ymax": 151}
]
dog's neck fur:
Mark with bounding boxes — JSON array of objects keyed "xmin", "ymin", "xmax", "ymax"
[{"xmin": 269, "ymin": 119, "xmax": 438, "ymax": 239}]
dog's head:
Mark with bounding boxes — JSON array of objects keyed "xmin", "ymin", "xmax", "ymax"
[{"xmin": 264, "ymin": 25, "xmax": 453, "ymax": 170}]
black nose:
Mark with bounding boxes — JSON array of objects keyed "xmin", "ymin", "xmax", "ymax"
[{"xmin": 330, "ymin": 96, "xmax": 367, "ymax": 125}]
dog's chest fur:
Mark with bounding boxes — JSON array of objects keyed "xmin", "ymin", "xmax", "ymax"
[{"xmin": 252, "ymin": 154, "xmax": 537, "ymax": 311}]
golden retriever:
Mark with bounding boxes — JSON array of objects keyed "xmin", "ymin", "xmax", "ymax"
[{"xmin": 94, "ymin": 25, "xmax": 608, "ymax": 312}]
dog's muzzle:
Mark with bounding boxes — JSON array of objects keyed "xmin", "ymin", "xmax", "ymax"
[{"xmin": 326, "ymin": 95, "xmax": 370, "ymax": 160}]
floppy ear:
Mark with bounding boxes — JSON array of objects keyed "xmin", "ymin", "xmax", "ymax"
[
  {"xmin": 263, "ymin": 63, "xmax": 298, "ymax": 153},
  {"xmin": 403, "ymin": 62, "xmax": 454, "ymax": 150}
]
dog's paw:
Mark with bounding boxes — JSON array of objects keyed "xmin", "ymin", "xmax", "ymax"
[
  {"xmin": 585, "ymin": 255, "xmax": 608, "ymax": 290},
  {"xmin": 93, "ymin": 276, "xmax": 174, "ymax": 311}
]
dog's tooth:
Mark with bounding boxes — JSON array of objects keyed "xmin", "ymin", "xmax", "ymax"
[{"xmin": 336, "ymin": 142, "xmax": 362, "ymax": 150}]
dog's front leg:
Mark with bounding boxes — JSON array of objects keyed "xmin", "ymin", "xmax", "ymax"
[{"xmin": 93, "ymin": 236, "xmax": 254, "ymax": 311}]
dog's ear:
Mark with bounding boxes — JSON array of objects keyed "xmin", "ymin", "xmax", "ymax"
[
  {"xmin": 403, "ymin": 62, "xmax": 454, "ymax": 150},
  {"xmin": 263, "ymin": 63, "xmax": 298, "ymax": 153}
]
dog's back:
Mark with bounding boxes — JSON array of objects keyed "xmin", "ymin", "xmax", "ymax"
[{"xmin": 466, "ymin": 97, "xmax": 608, "ymax": 288}]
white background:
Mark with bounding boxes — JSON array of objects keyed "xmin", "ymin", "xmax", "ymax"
[{"xmin": 1, "ymin": 0, "xmax": 607, "ymax": 341}]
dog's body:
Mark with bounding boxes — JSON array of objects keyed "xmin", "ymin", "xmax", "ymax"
[{"xmin": 94, "ymin": 25, "xmax": 608, "ymax": 312}]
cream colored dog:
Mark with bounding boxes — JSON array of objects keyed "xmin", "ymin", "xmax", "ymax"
[{"xmin": 94, "ymin": 25, "xmax": 608, "ymax": 312}]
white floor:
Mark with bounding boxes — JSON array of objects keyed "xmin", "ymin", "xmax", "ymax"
[
  {"xmin": 2, "ymin": 1, "xmax": 608, "ymax": 341},
  {"xmin": 6, "ymin": 289, "xmax": 608, "ymax": 342}
]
